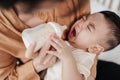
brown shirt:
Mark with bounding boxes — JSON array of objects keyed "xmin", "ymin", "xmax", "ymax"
[{"xmin": 0, "ymin": 0, "xmax": 91, "ymax": 80}]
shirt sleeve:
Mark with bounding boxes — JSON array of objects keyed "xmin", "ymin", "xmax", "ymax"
[
  {"xmin": 0, "ymin": 9, "xmax": 41, "ymax": 80},
  {"xmin": 0, "ymin": 50, "xmax": 40, "ymax": 80},
  {"xmin": 72, "ymin": 50, "xmax": 96, "ymax": 80}
]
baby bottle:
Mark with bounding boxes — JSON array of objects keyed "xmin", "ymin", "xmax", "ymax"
[{"xmin": 22, "ymin": 22, "xmax": 67, "ymax": 52}]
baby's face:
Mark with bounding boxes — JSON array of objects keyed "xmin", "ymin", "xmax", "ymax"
[{"xmin": 68, "ymin": 13, "xmax": 110, "ymax": 51}]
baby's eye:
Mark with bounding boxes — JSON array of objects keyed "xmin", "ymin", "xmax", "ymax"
[
  {"xmin": 87, "ymin": 23, "xmax": 95, "ymax": 32},
  {"xmin": 87, "ymin": 25, "xmax": 91, "ymax": 32}
]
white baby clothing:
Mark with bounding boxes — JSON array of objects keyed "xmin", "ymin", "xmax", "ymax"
[{"xmin": 44, "ymin": 42, "xmax": 96, "ymax": 80}]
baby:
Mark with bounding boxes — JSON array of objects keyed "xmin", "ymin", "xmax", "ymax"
[
  {"xmin": 44, "ymin": 11, "xmax": 120, "ymax": 80},
  {"xmin": 23, "ymin": 11, "xmax": 120, "ymax": 80}
]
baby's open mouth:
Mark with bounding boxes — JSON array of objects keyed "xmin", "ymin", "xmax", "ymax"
[{"xmin": 71, "ymin": 28, "xmax": 76, "ymax": 37}]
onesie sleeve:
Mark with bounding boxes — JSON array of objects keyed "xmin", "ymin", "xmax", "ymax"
[{"xmin": 72, "ymin": 50, "xmax": 96, "ymax": 80}]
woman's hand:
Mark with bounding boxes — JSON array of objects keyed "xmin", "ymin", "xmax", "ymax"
[
  {"xmin": 25, "ymin": 39, "xmax": 56, "ymax": 73},
  {"xmin": 47, "ymin": 34, "xmax": 74, "ymax": 62}
]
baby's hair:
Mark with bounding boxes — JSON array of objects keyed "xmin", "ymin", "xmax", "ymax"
[{"xmin": 100, "ymin": 11, "xmax": 120, "ymax": 51}]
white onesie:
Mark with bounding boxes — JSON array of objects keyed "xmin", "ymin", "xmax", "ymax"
[{"xmin": 44, "ymin": 41, "xmax": 96, "ymax": 80}]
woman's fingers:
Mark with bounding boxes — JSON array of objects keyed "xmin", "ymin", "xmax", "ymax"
[
  {"xmin": 36, "ymin": 38, "xmax": 52, "ymax": 64},
  {"xmin": 42, "ymin": 54, "xmax": 56, "ymax": 65},
  {"xmin": 46, "ymin": 51, "xmax": 59, "ymax": 58},
  {"xmin": 46, "ymin": 55, "xmax": 57, "ymax": 67},
  {"xmin": 33, "ymin": 55, "xmax": 57, "ymax": 72},
  {"xmin": 25, "ymin": 42, "xmax": 38, "ymax": 58},
  {"xmin": 38, "ymin": 39, "xmax": 51, "ymax": 57},
  {"xmin": 43, "ymin": 54, "xmax": 57, "ymax": 67}
]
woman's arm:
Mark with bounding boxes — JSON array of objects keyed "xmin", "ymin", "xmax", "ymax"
[
  {"xmin": 0, "ymin": 37, "xmax": 56, "ymax": 80},
  {"xmin": 0, "ymin": 51, "xmax": 40, "ymax": 80}
]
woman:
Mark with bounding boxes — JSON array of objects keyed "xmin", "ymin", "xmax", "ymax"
[{"xmin": 0, "ymin": 0, "xmax": 93, "ymax": 80}]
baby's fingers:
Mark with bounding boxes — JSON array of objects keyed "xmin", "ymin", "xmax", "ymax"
[
  {"xmin": 51, "ymin": 34, "xmax": 63, "ymax": 47},
  {"xmin": 50, "ymin": 40, "xmax": 61, "ymax": 51}
]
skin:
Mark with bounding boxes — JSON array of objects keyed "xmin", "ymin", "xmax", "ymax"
[
  {"xmin": 46, "ymin": 13, "xmax": 111, "ymax": 80},
  {"xmin": 68, "ymin": 13, "xmax": 111, "ymax": 52},
  {"xmin": 15, "ymin": 1, "xmax": 61, "ymax": 27}
]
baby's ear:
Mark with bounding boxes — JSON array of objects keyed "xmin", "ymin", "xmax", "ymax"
[{"xmin": 88, "ymin": 44, "xmax": 104, "ymax": 54}]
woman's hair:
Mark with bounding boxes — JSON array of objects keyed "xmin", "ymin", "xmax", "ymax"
[
  {"xmin": 0, "ymin": 0, "xmax": 64, "ymax": 12},
  {"xmin": 0, "ymin": 0, "xmax": 18, "ymax": 9},
  {"xmin": 99, "ymin": 11, "xmax": 120, "ymax": 51}
]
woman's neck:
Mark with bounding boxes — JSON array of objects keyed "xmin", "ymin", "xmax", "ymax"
[
  {"xmin": 14, "ymin": 3, "xmax": 34, "ymax": 22},
  {"xmin": 14, "ymin": 3, "xmax": 45, "ymax": 27}
]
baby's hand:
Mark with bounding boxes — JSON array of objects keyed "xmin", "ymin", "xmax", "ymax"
[{"xmin": 46, "ymin": 34, "xmax": 74, "ymax": 62}]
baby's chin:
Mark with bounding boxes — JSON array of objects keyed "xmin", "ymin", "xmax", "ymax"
[
  {"xmin": 68, "ymin": 37, "xmax": 74, "ymax": 42},
  {"xmin": 69, "ymin": 42, "xmax": 88, "ymax": 51},
  {"xmin": 68, "ymin": 40, "xmax": 77, "ymax": 47}
]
